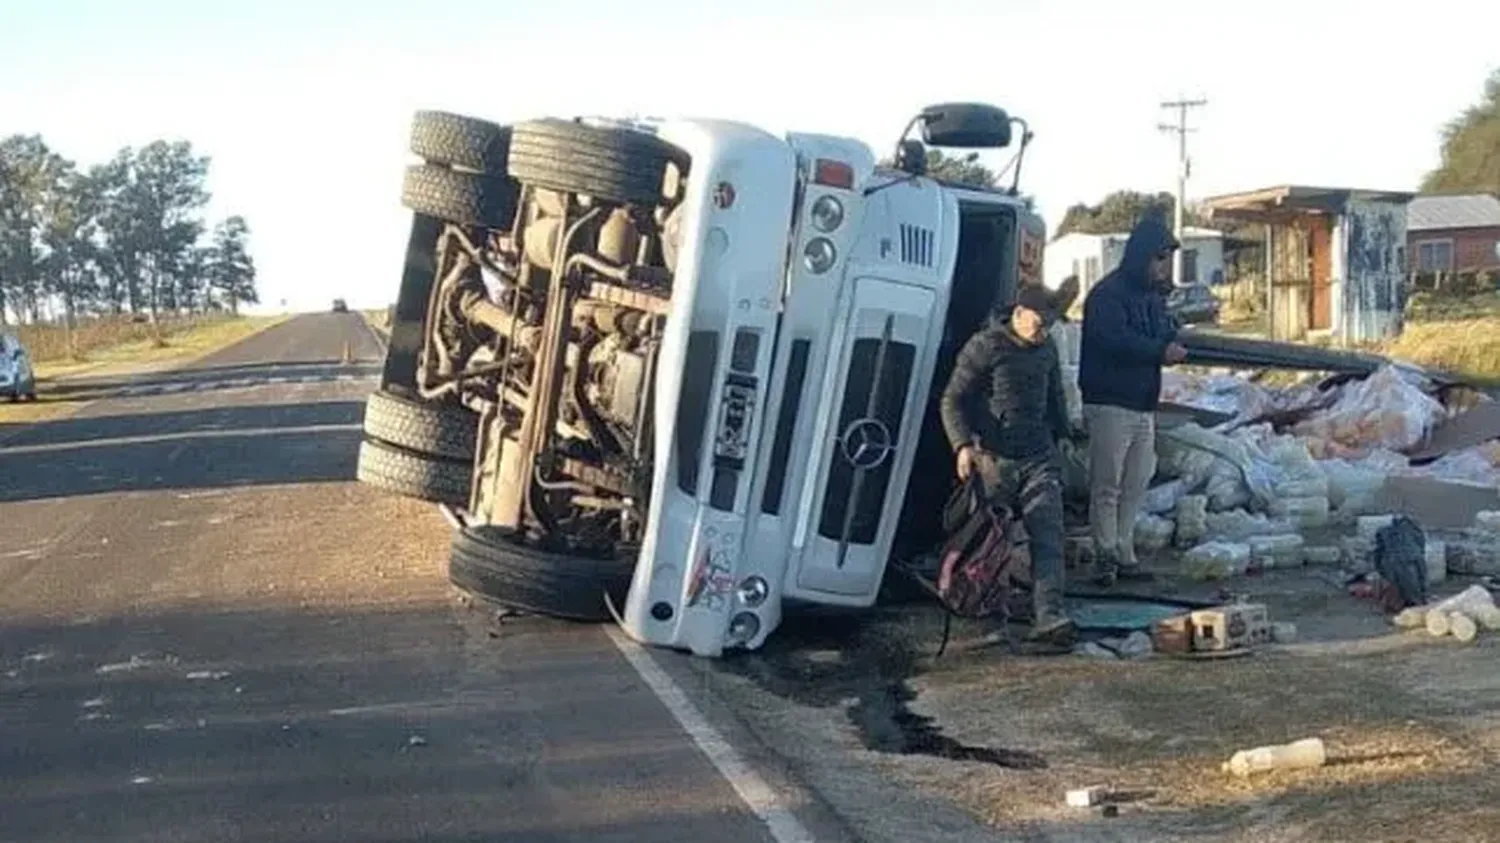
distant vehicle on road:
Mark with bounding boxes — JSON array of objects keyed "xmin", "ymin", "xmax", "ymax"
[
  {"xmin": 332, "ymin": 298, "xmax": 349, "ymax": 313},
  {"xmin": 0, "ymin": 332, "xmax": 37, "ymax": 401},
  {"xmin": 1167, "ymin": 282, "xmax": 1221, "ymax": 325}
]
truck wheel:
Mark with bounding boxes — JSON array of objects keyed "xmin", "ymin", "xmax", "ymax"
[
  {"xmin": 507, "ymin": 119, "xmax": 678, "ymax": 206},
  {"xmin": 448, "ymin": 525, "xmax": 634, "ymax": 622},
  {"xmin": 362, "ymin": 389, "xmax": 477, "ymax": 462},
  {"xmin": 356, "ymin": 437, "xmax": 471, "ymax": 506},
  {"xmin": 401, "ymin": 164, "xmax": 519, "ymax": 230},
  {"xmin": 410, "ymin": 110, "xmax": 511, "ymax": 174}
]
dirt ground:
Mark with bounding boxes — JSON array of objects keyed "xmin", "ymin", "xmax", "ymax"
[{"xmin": 707, "ymin": 556, "xmax": 1500, "ymax": 843}]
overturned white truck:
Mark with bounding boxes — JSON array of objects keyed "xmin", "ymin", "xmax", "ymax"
[{"xmin": 357, "ymin": 104, "xmax": 1047, "ymax": 656}]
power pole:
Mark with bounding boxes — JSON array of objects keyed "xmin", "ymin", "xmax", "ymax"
[{"xmin": 1158, "ymin": 96, "xmax": 1207, "ymax": 287}]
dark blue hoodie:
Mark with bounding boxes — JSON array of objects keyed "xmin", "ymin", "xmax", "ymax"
[{"xmin": 1078, "ymin": 214, "xmax": 1180, "ymax": 412}]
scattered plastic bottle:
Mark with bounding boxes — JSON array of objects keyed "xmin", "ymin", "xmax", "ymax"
[{"xmin": 1223, "ymin": 737, "xmax": 1327, "ymax": 777}]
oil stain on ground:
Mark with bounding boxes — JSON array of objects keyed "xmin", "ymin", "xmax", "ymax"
[{"xmin": 716, "ymin": 607, "xmax": 1046, "ymax": 770}]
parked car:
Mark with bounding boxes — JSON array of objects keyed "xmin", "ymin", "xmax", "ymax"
[
  {"xmin": 0, "ymin": 332, "xmax": 37, "ymax": 401},
  {"xmin": 1167, "ymin": 282, "xmax": 1221, "ymax": 325},
  {"xmin": 358, "ymin": 103, "xmax": 1046, "ymax": 657},
  {"xmin": 332, "ymin": 298, "xmax": 349, "ymax": 313}
]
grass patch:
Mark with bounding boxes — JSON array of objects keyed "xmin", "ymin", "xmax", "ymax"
[
  {"xmin": 1381, "ymin": 314, "xmax": 1500, "ymax": 380},
  {"xmin": 29, "ymin": 314, "xmax": 287, "ymax": 381}
]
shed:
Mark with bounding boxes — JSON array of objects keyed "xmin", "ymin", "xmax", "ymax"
[
  {"xmin": 1201, "ymin": 185, "xmax": 1415, "ymax": 343},
  {"xmin": 1406, "ymin": 193, "xmax": 1500, "ymax": 273}
]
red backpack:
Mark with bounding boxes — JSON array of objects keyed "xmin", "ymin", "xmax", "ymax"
[{"xmin": 936, "ymin": 475, "xmax": 1029, "ymax": 620}]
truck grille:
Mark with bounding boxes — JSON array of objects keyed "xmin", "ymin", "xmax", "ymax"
[
  {"xmin": 899, "ymin": 224, "xmax": 935, "ymax": 267},
  {"xmin": 817, "ymin": 317, "xmax": 915, "ymax": 549}
]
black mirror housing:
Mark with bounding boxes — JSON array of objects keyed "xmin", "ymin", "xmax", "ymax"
[{"xmin": 919, "ymin": 103, "xmax": 1012, "ymax": 149}]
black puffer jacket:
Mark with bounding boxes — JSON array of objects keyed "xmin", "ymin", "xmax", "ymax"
[{"xmin": 940, "ymin": 315, "xmax": 1069, "ymax": 460}]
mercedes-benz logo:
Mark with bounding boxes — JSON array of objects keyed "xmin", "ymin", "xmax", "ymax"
[{"xmin": 840, "ymin": 417, "xmax": 894, "ymax": 471}]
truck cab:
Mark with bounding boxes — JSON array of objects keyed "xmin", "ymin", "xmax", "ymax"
[
  {"xmin": 358, "ymin": 103, "xmax": 1044, "ymax": 657},
  {"xmin": 620, "ymin": 109, "xmax": 1045, "ymax": 655}
]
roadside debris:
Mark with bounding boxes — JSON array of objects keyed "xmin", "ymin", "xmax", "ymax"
[
  {"xmin": 1392, "ymin": 584, "xmax": 1500, "ymax": 644},
  {"xmin": 1223, "ymin": 737, "xmax": 1327, "ymax": 777},
  {"xmin": 1065, "ymin": 785, "xmax": 1109, "ymax": 807}
]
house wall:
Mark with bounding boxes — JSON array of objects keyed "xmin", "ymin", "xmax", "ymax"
[
  {"xmin": 1335, "ymin": 199, "xmax": 1407, "ymax": 343},
  {"xmin": 1042, "ymin": 231, "xmax": 1225, "ymax": 293},
  {"xmin": 1406, "ymin": 225, "xmax": 1500, "ymax": 272}
]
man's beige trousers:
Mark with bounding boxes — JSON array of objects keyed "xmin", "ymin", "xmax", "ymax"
[{"xmin": 1083, "ymin": 404, "xmax": 1156, "ymax": 566}]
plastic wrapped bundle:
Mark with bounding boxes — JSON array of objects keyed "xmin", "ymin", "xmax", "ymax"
[
  {"xmin": 1134, "ymin": 514, "xmax": 1176, "ymax": 553},
  {"xmin": 1248, "ymin": 533, "xmax": 1306, "ymax": 569},
  {"xmin": 1205, "ymin": 509, "xmax": 1296, "ymax": 541},
  {"xmin": 1270, "ymin": 495, "xmax": 1330, "ymax": 529},
  {"xmin": 1143, "ymin": 479, "xmax": 1189, "ymax": 515},
  {"xmin": 1183, "ymin": 541, "xmax": 1252, "ymax": 580},
  {"xmin": 1174, "ymin": 494, "xmax": 1209, "ymax": 547},
  {"xmin": 1292, "ymin": 365, "xmax": 1445, "ymax": 453}
]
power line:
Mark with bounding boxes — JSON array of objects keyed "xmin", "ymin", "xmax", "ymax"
[{"xmin": 1158, "ymin": 97, "xmax": 1207, "ymax": 287}]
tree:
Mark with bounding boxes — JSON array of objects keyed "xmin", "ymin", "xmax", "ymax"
[
  {"xmin": 0, "ymin": 135, "xmax": 69, "ymax": 323},
  {"xmin": 1422, "ymin": 67, "xmax": 1500, "ymax": 195},
  {"xmin": 39, "ymin": 162, "xmax": 104, "ymax": 346},
  {"xmin": 924, "ymin": 149, "xmax": 999, "ymax": 189},
  {"xmin": 876, "ymin": 148, "xmax": 1000, "ymax": 189},
  {"xmin": 126, "ymin": 141, "xmax": 211, "ymax": 335},
  {"xmin": 205, "ymin": 216, "xmax": 257, "ymax": 314},
  {"xmin": 1053, "ymin": 189, "xmax": 1209, "ymax": 239}
]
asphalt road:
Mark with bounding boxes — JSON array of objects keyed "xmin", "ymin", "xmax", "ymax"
[{"xmin": 0, "ymin": 312, "xmax": 846, "ymax": 843}]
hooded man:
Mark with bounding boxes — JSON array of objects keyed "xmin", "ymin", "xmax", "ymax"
[
  {"xmin": 1078, "ymin": 212, "xmax": 1188, "ymax": 586},
  {"xmin": 940, "ymin": 285, "xmax": 1078, "ymax": 644}
]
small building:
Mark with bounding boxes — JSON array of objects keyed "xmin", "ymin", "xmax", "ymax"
[
  {"xmin": 1043, "ymin": 226, "xmax": 1226, "ymax": 296},
  {"xmin": 1201, "ymin": 185, "xmax": 1414, "ymax": 344},
  {"xmin": 1406, "ymin": 193, "xmax": 1500, "ymax": 274}
]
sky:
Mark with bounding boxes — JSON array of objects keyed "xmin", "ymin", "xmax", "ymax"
[{"xmin": 3, "ymin": 0, "xmax": 1497, "ymax": 313}]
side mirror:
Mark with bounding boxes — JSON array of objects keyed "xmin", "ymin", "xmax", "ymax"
[
  {"xmin": 893, "ymin": 139, "xmax": 927, "ymax": 176},
  {"xmin": 918, "ymin": 103, "xmax": 1013, "ymax": 149}
]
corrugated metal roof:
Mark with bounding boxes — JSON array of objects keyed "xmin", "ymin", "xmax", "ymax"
[{"xmin": 1407, "ymin": 194, "xmax": 1500, "ymax": 231}]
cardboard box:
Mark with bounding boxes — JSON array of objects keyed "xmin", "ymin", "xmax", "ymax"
[{"xmin": 1189, "ymin": 604, "xmax": 1271, "ymax": 652}]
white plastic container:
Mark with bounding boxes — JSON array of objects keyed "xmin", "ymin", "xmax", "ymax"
[
  {"xmin": 1249, "ymin": 534, "xmax": 1305, "ymax": 568},
  {"xmin": 1183, "ymin": 541, "xmax": 1252, "ymax": 580},
  {"xmin": 1273, "ymin": 496, "xmax": 1330, "ymax": 529},
  {"xmin": 1223, "ymin": 738, "xmax": 1327, "ymax": 777}
]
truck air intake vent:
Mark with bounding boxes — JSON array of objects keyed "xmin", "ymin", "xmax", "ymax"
[{"xmin": 899, "ymin": 224, "xmax": 935, "ymax": 267}]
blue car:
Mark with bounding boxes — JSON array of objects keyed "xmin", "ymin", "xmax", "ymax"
[{"xmin": 0, "ymin": 332, "xmax": 37, "ymax": 401}]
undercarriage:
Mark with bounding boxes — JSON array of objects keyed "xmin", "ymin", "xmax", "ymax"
[{"xmin": 358, "ymin": 111, "xmax": 689, "ymax": 619}]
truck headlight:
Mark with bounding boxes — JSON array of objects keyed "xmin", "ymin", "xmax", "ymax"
[
  {"xmin": 803, "ymin": 238, "xmax": 837, "ymax": 274},
  {"xmin": 727, "ymin": 612, "xmax": 761, "ymax": 646},
  {"xmin": 736, "ymin": 576, "xmax": 769, "ymax": 608},
  {"xmin": 809, "ymin": 195, "xmax": 844, "ymax": 233}
]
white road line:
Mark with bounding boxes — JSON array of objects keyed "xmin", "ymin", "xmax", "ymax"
[
  {"xmin": 160, "ymin": 382, "xmax": 191, "ymax": 394},
  {"xmin": 194, "ymin": 381, "xmax": 216, "ymax": 391},
  {"xmin": 0, "ymin": 423, "xmax": 362, "ymax": 456},
  {"xmin": 121, "ymin": 386, "xmax": 151, "ymax": 397},
  {"xmin": 604, "ymin": 626, "xmax": 815, "ymax": 843},
  {"xmin": 267, "ymin": 377, "xmax": 289, "ymax": 385}
]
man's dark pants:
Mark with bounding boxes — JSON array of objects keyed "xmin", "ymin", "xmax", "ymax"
[{"xmin": 974, "ymin": 450, "xmax": 1066, "ymax": 610}]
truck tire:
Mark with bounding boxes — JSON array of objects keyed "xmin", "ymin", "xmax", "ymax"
[
  {"xmin": 356, "ymin": 437, "xmax": 471, "ymax": 506},
  {"xmin": 448, "ymin": 525, "xmax": 634, "ymax": 622},
  {"xmin": 410, "ymin": 110, "xmax": 511, "ymax": 174},
  {"xmin": 401, "ymin": 164, "xmax": 519, "ymax": 230},
  {"xmin": 507, "ymin": 119, "xmax": 678, "ymax": 206},
  {"xmin": 362, "ymin": 390, "xmax": 477, "ymax": 462}
]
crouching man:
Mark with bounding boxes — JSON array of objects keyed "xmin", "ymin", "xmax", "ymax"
[{"xmin": 940, "ymin": 286, "xmax": 1078, "ymax": 644}]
